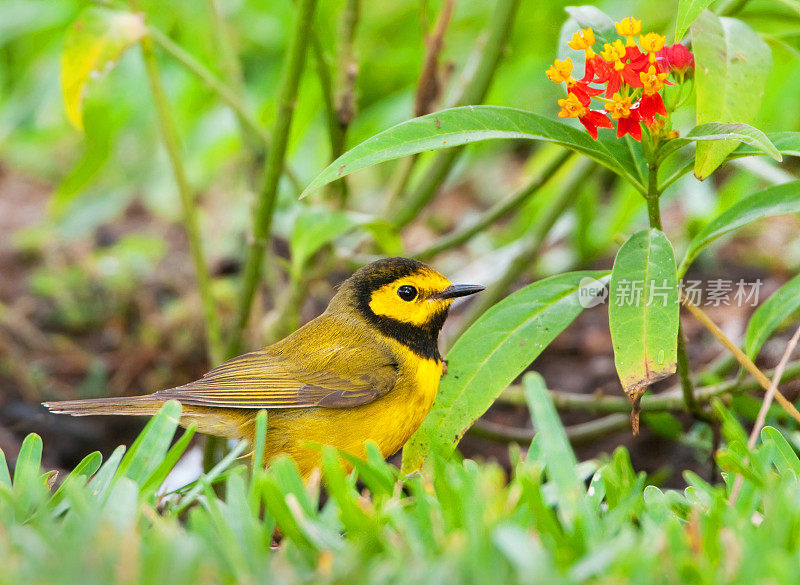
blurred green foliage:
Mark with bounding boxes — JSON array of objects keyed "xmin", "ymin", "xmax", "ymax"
[{"xmin": 2, "ymin": 0, "xmax": 793, "ymax": 248}]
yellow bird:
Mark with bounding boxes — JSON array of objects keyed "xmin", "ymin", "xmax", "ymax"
[{"xmin": 44, "ymin": 257, "xmax": 483, "ymax": 477}]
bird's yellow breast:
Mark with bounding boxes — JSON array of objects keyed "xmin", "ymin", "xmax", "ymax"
[{"xmin": 261, "ymin": 342, "xmax": 441, "ymax": 477}]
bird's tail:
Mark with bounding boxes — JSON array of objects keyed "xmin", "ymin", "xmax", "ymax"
[
  {"xmin": 42, "ymin": 395, "xmax": 164, "ymax": 417},
  {"xmin": 43, "ymin": 395, "xmax": 250, "ymax": 440}
]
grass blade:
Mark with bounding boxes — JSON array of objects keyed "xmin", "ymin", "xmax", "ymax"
[{"xmin": 114, "ymin": 400, "xmax": 181, "ymax": 485}]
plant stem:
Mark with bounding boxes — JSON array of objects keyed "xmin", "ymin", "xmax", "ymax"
[
  {"xmin": 658, "ymin": 160, "xmax": 693, "ymax": 194},
  {"xmin": 456, "ymin": 158, "xmax": 593, "ymax": 337},
  {"xmin": 415, "ymin": 149, "xmax": 574, "ymax": 260},
  {"xmin": 335, "ymin": 0, "xmax": 360, "ymax": 128},
  {"xmin": 390, "ymin": 0, "xmax": 521, "ymax": 227},
  {"xmin": 676, "ymin": 325, "xmax": 708, "ymax": 420},
  {"xmin": 205, "ymin": 0, "xmax": 259, "ymax": 186},
  {"xmin": 469, "ymin": 413, "xmax": 630, "ymax": 445},
  {"xmin": 414, "ymin": 0, "xmax": 457, "ymax": 116},
  {"xmin": 139, "ymin": 32, "xmax": 223, "ymax": 365},
  {"xmin": 681, "ymin": 293, "xmax": 800, "ymax": 425},
  {"xmin": 226, "ymin": 0, "xmax": 318, "ymax": 359},
  {"xmin": 206, "ymin": 0, "xmax": 244, "ymax": 97},
  {"xmin": 148, "ymin": 27, "xmax": 303, "ymax": 193},
  {"xmin": 310, "ymin": 31, "xmax": 346, "ymax": 203},
  {"xmin": 494, "ymin": 358, "xmax": 800, "ymax": 413},
  {"xmin": 645, "ymin": 160, "xmax": 663, "ymax": 230},
  {"xmin": 730, "ymin": 324, "xmax": 800, "ymax": 504}
]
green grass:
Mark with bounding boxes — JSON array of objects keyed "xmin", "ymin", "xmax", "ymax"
[{"xmin": 3, "ymin": 388, "xmax": 800, "ymax": 584}]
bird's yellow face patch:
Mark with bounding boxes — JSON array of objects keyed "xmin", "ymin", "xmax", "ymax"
[{"xmin": 368, "ymin": 269, "xmax": 454, "ymax": 327}]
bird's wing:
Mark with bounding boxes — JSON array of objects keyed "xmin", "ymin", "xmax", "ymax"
[{"xmin": 152, "ymin": 350, "xmax": 398, "ymax": 409}]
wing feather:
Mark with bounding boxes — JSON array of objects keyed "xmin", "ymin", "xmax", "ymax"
[{"xmin": 153, "ymin": 350, "xmax": 398, "ymax": 409}]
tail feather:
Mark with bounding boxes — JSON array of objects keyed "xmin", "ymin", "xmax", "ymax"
[
  {"xmin": 44, "ymin": 395, "xmax": 251, "ymax": 440},
  {"xmin": 43, "ymin": 395, "xmax": 163, "ymax": 417}
]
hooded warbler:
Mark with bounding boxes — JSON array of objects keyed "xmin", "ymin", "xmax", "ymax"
[{"xmin": 44, "ymin": 257, "xmax": 484, "ymax": 477}]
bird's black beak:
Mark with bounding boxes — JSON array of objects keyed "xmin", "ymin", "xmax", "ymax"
[{"xmin": 433, "ymin": 284, "xmax": 485, "ymax": 300}]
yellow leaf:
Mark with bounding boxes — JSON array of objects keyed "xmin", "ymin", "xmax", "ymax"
[{"xmin": 60, "ymin": 8, "xmax": 146, "ymax": 131}]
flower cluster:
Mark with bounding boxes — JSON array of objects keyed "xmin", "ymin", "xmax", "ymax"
[{"xmin": 546, "ymin": 18, "xmax": 694, "ymax": 141}]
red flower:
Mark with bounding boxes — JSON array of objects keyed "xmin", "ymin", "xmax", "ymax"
[
  {"xmin": 656, "ymin": 43, "xmax": 695, "ymax": 74},
  {"xmin": 545, "ymin": 56, "xmax": 603, "ymax": 106},
  {"xmin": 558, "ymin": 93, "xmax": 613, "ymax": 139},
  {"xmin": 579, "ymin": 110, "xmax": 615, "ymax": 139},
  {"xmin": 638, "ymin": 92, "xmax": 667, "ymax": 126},
  {"xmin": 580, "ymin": 54, "xmax": 605, "ymax": 83},
  {"xmin": 617, "ymin": 109, "xmax": 642, "ymax": 141},
  {"xmin": 638, "ymin": 65, "xmax": 669, "ymax": 125},
  {"xmin": 598, "ymin": 40, "xmax": 643, "ymax": 96},
  {"xmin": 568, "ymin": 80, "xmax": 604, "ymax": 105},
  {"xmin": 605, "ymin": 93, "xmax": 642, "ymax": 141}
]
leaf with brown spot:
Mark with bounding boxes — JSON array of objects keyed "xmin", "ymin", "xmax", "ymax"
[{"xmin": 609, "ymin": 229, "xmax": 679, "ymax": 406}]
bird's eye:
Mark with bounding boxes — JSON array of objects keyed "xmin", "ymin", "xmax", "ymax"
[{"xmin": 397, "ymin": 285, "xmax": 418, "ymax": 301}]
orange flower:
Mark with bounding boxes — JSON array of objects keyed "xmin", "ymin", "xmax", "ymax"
[
  {"xmin": 597, "ymin": 39, "xmax": 642, "ymax": 96},
  {"xmin": 558, "ymin": 94, "xmax": 613, "ymax": 139},
  {"xmin": 639, "ymin": 32, "xmax": 666, "ymax": 63},
  {"xmin": 616, "ymin": 17, "xmax": 641, "ymax": 46},
  {"xmin": 638, "ymin": 66, "xmax": 668, "ymax": 125},
  {"xmin": 604, "ymin": 93, "xmax": 641, "ymax": 141},
  {"xmin": 600, "ymin": 40, "xmax": 626, "ymax": 69},
  {"xmin": 568, "ymin": 28, "xmax": 596, "ymax": 57},
  {"xmin": 640, "ymin": 65, "xmax": 668, "ymax": 95},
  {"xmin": 546, "ymin": 58, "xmax": 574, "ymax": 83},
  {"xmin": 558, "ymin": 93, "xmax": 586, "ymax": 118}
]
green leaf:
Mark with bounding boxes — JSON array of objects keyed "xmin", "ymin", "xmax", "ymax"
[
  {"xmin": 401, "ymin": 270, "xmax": 610, "ymax": 473},
  {"xmin": 88, "ymin": 445, "xmax": 125, "ymax": 501},
  {"xmin": 761, "ymin": 426, "xmax": 800, "ymax": 477},
  {"xmin": 0, "ymin": 449, "xmax": 10, "ymax": 488},
  {"xmin": 11, "ymin": 434, "xmax": 47, "ymax": 517},
  {"xmin": 730, "ymin": 132, "xmax": 800, "ymax": 158},
  {"xmin": 661, "ymin": 132, "xmax": 800, "ymax": 188},
  {"xmin": 251, "ymin": 411, "xmax": 268, "ymax": 473},
  {"xmin": 362, "ymin": 221, "xmax": 404, "ymax": 256},
  {"xmin": 139, "ymin": 425, "xmax": 196, "ymax": 501},
  {"xmin": 524, "ymin": 373, "xmax": 600, "ymax": 536},
  {"xmin": 609, "ymin": 229, "xmax": 678, "ymax": 401},
  {"xmin": 301, "ymin": 106, "xmax": 645, "ymax": 198},
  {"xmin": 260, "ymin": 476, "xmax": 317, "ymax": 556},
  {"xmin": 51, "ymin": 451, "xmax": 102, "ymax": 508},
  {"xmin": 171, "ymin": 440, "xmax": 248, "ymax": 515},
  {"xmin": 60, "ymin": 7, "xmax": 146, "ymax": 130},
  {"xmin": 321, "ymin": 447, "xmax": 376, "ymax": 535},
  {"xmin": 691, "ymin": 12, "xmax": 772, "ymax": 180},
  {"xmin": 684, "ymin": 123, "xmax": 780, "ymax": 161},
  {"xmin": 341, "ymin": 441, "xmax": 397, "ymax": 498},
  {"xmin": 679, "ymin": 181, "xmax": 800, "ymax": 276},
  {"xmin": 290, "ymin": 208, "xmax": 361, "ymax": 275},
  {"xmin": 523, "ymin": 374, "xmax": 579, "ymax": 499},
  {"xmin": 50, "ymin": 104, "xmax": 118, "ymax": 216},
  {"xmin": 115, "ymin": 400, "xmax": 181, "ymax": 485},
  {"xmin": 247, "ymin": 410, "xmax": 268, "ymax": 512},
  {"xmin": 675, "ymin": 0, "xmax": 715, "ymax": 41},
  {"xmin": 745, "ymin": 273, "xmax": 800, "ymax": 359},
  {"xmin": 13, "ymin": 433, "xmax": 43, "ymax": 486},
  {"xmin": 642, "ymin": 412, "xmax": 684, "ymax": 439}
]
